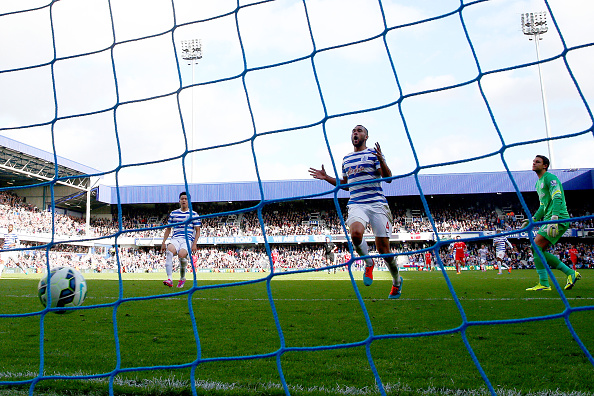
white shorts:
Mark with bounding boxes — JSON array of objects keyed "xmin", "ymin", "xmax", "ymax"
[
  {"xmin": 168, "ymin": 238, "xmax": 193, "ymax": 254},
  {"xmin": 347, "ymin": 203, "xmax": 393, "ymax": 238},
  {"xmin": 496, "ymin": 251, "xmax": 506, "ymax": 260},
  {"xmin": 480, "ymin": 258, "xmax": 487, "ymax": 264},
  {"xmin": 1, "ymin": 251, "xmax": 18, "ymax": 263}
]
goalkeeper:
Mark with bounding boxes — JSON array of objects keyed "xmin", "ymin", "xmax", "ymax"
[{"xmin": 522, "ymin": 155, "xmax": 580, "ymax": 291}]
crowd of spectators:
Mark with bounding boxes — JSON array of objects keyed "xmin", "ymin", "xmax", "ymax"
[
  {"xmin": 1, "ymin": 190, "xmax": 594, "ymax": 274},
  {"xmin": 9, "ymin": 240, "xmax": 594, "ymax": 275},
  {"xmin": 3, "ymin": 190, "xmax": 594, "ymax": 239},
  {"xmin": 0, "ymin": 192, "xmax": 88, "ymax": 237}
]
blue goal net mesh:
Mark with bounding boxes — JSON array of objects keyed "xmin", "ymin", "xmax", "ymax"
[{"xmin": 1, "ymin": 1, "xmax": 593, "ymax": 395}]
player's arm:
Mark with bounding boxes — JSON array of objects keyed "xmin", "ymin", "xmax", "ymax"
[
  {"xmin": 549, "ymin": 181, "xmax": 564, "ymax": 218},
  {"xmin": 533, "ymin": 176, "xmax": 558, "ymax": 221},
  {"xmin": 532, "ymin": 204, "xmax": 545, "ymax": 222},
  {"xmin": 521, "ymin": 207, "xmax": 541, "ymax": 228},
  {"xmin": 308, "ymin": 165, "xmax": 348, "ymax": 188},
  {"xmin": 374, "ymin": 142, "xmax": 392, "ymax": 183},
  {"xmin": 161, "ymin": 227, "xmax": 171, "ymax": 251},
  {"xmin": 191, "ymin": 224, "xmax": 201, "ymax": 253},
  {"xmin": 542, "ymin": 179, "xmax": 565, "ymax": 236}
]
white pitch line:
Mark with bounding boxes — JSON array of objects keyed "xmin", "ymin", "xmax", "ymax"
[{"xmin": 0, "ymin": 372, "xmax": 592, "ymax": 396}]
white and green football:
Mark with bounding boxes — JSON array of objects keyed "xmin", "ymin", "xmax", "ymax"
[{"xmin": 38, "ymin": 266, "xmax": 87, "ymax": 313}]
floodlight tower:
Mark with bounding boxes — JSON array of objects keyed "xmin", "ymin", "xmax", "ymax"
[
  {"xmin": 181, "ymin": 39, "xmax": 203, "ymax": 182},
  {"xmin": 521, "ymin": 12, "xmax": 554, "ymax": 168}
]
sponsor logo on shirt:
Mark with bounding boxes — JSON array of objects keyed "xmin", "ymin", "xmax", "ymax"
[{"xmin": 346, "ymin": 165, "xmax": 364, "ymax": 176}]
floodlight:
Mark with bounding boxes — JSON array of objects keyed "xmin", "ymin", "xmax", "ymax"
[{"xmin": 520, "ymin": 12, "xmax": 553, "ymax": 167}]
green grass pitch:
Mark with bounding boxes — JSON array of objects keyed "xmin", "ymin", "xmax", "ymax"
[{"xmin": 0, "ymin": 269, "xmax": 593, "ymax": 396}]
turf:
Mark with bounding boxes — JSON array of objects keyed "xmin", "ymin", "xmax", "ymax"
[{"xmin": 0, "ymin": 269, "xmax": 593, "ymax": 396}]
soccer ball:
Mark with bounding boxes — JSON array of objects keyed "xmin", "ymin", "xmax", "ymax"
[{"xmin": 38, "ymin": 266, "xmax": 87, "ymax": 313}]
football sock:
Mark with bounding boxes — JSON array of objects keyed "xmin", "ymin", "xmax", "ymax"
[
  {"xmin": 165, "ymin": 250, "xmax": 174, "ymax": 278},
  {"xmin": 180, "ymin": 257, "xmax": 188, "ymax": 279},
  {"xmin": 532, "ymin": 246, "xmax": 550, "ymax": 287},
  {"xmin": 385, "ymin": 257, "xmax": 400, "ymax": 286},
  {"xmin": 543, "ymin": 251, "xmax": 574, "ymax": 276},
  {"xmin": 354, "ymin": 238, "xmax": 374, "ymax": 267}
]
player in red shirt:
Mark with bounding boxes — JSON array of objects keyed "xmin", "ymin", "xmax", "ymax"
[
  {"xmin": 424, "ymin": 251, "xmax": 433, "ymax": 271},
  {"xmin": 271, "ymin": 249, "xmax": 279, "ymax": 270},
  {"xmin": 343, "ymin": 251, "xmax": 351, "ymax": 265},
  {"xmin": 568, "ymin": 245, "xmax": 579, "ymax": 270},
  {"xmin": 451, "ymin": 236, "xmax": 466, "ymax": 274}
]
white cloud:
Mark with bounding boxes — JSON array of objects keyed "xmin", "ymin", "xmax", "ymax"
[
  {"xmin": 52, "ymin": 0, "xmax": 114, "ymax": 58},
  {"xmin": 174, "ymin": 0, "xmax": 238, "ymax": 25},
  {"xmin": 53, "ymin": 52, "xmax": 117, "ymax": 117},
  {"xmin": 112, "ymin": 35, "xmax": 180, "ymax": 102},
  {"xmin": 0, "ymin": 0, "xmax": 592, "ymax": 189},
  {"xmin": 245, "ymin": 59, "xmax": 325, "ymax": 132},
  {"xmin": 304, "ymin": 0, "xmax": 386, "ymax": 49},
  {"xmin": 547, "ymin": 0, "xmax": 594, "ymax": 48},
  {"xmin": 0, "ymin": 66, "xmax": 55, "ymax": 127},
  {"xmin": 237, "ymin": 0, "xmax": 314, "ymax": 68},
  {"xmin": 0, "ymin": 8, "xmax": 53, "ymax": 70},
  {"xmin": 402, "ymin": 74, "xmax": 458, "ymax": 95},
  {"xmin": 110, "ymin": 0, "xmax": 174, "ymax": 43}
]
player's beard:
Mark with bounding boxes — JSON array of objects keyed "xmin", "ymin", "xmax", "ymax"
[{"xmin": 352, "ymin": 136, "xmax": 365, "ymax": 149}]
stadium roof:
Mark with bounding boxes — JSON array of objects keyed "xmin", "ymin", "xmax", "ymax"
[
  {"xmin": 0, "ymin": 135, "xmax": 101, "ymax": 190},
  {"xmin": 96, "ymin": 168, "xmax": 594, "ymax": 205},
  {"xmin": 2, "ymin": 135, "xmax": 592, "ymax": 208}
]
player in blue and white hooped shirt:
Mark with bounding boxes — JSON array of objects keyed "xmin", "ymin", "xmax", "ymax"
[
  {"xmin": 309, "ymin": 125, "xmax": 402, "ymax": 299},
  {"xmin": 160, "ymin": 192, "xmax": 201, "ymax": 288},
  {"xmin": 493, "ymin": 230, "xmax": 513, "ymax": 274},
  {"xmin": 477, "ymin": 244, "xmax": 489, "ymax": 272},
  {"xmin": 0, "ymin": 224, "xmax": 27, "ymax": 277}
]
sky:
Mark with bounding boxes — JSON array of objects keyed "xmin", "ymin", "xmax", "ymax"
[{"xmin": 0, "ymin": 0, "xmax": 593, "ymax": 189}]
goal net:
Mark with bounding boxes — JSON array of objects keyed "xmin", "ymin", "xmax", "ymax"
[{"xmin": 0, "ymin": 1, "xmax": 593, "ymax": 395}]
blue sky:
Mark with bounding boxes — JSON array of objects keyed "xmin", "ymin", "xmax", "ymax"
[{"xmin": 0, "ymin": 0, "xmax": 592, "ymax": 188}]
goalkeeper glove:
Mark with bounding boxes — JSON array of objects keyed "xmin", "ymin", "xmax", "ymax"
[
  {"xmin": 547, "ymin": 215, "xmax": 559, "ymax": 238},
  {"xmin": 520, "ymin": 218, "xmax": 532, "ymax": 229}
]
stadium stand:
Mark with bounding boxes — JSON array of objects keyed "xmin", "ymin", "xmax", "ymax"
[{"xmin": 1, "ymin": 137, "xmax": 594, "ymax": 275}]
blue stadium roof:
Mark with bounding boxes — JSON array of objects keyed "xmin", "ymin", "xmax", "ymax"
[{"xmin": 96, "ymin": 168, "xmax": 594, "ymax": 205}]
